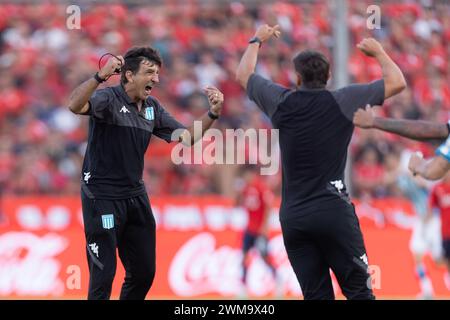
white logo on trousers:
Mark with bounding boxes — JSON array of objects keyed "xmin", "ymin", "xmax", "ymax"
[
  {"xmin": 330, "ymin": 180, "xmax": 344, "ymax": 193},
  {"xmin": 84, "ymin": 172, "xmax": 91, "ymax": 183},
  {"xmin": 89, "ymin": 243, "xmax": 99, "ymax": 257}
]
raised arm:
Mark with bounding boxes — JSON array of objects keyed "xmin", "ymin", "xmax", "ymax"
[
  {"xmin": 236, "ymin": 24, "xmax": 281, "ymax": 90},
  {"xmin": 408, "ymin": 153, "xmax": 450, "ymax": 180},
  {"xmin": 353, "ymin": 105, "xmax": 448, "ymax": 141},
  {"xmin": 68, "ymin": 55, "xmax": 124, "ymax": 114},
  {"xmin": 357, "ymin": 38, "xmax": 406, "ymax": 99}
]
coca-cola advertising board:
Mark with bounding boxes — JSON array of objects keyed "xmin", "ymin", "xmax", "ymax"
[{"xmin": 0, "ymin": 196, "xmax": 449, "ymax": 299}]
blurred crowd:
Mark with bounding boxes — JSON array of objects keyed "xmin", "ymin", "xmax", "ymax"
[{"xmin": 0, "ymin": 0, "xmax": 449, "ymax": 200}]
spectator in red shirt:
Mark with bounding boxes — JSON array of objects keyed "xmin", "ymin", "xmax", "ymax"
[
  {"xmin": 235, "ymin": 165, "xmax": 276, "ymax": 291},
  {"xmin": 428, "ymin": 172, "xmax": 450, "ymax": 291},
  {"xmin": 1, "ymin": 1, "xmax": 450, "ymax": 199}
]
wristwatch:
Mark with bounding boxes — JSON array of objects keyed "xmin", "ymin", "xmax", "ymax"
[
  {"xmin": 208, "ymin": 109, "xmax": 219, "ymax": 120},
  {"xmin": 248, "ymin": 36, "xmax": 262, "ymax": 47},
  {"xmin": 94, "ymin": 72, "xmax": 106, "ymax": 83}
]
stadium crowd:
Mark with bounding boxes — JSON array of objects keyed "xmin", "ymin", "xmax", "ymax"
[{"xmin": 0, "ymin": 0, "xmax": 449, "ymax": 199}]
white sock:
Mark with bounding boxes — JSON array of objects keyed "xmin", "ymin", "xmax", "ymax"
[{"xmin": 419, "ymin": 277, "xmax": 434, "ymax": 296}]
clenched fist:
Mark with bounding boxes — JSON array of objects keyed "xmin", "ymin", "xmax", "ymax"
[
  {"xmin": 204, "ymin": 86, "xmax": 224, "ymax": 116},
  {"xmin": 98, "ymin": 55, "xmax": 124, "ymax": 79},
  {"xmin": 357, "ymin": 38, "xmax": 385, "ymax": 58}
]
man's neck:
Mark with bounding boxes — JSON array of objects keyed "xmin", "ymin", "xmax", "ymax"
[
  {"xmin": 298, "ymin": 84, "xmax": 326, "ymax": 90},
  {"xmin": 124, "ymin": 83, "xmax": 143, "ymax": 110}
]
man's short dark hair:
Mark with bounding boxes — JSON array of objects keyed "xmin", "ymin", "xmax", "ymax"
[
  {"xmin": 121, "ymin": 46, "xmax": 162, "ymax": 84},
  {"xmin": 293, "ymin": 50, "xmax": 330, "ymax": 89}
]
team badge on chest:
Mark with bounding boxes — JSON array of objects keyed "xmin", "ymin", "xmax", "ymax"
[{"xmin": 144, "ymin": 107, "xmax": 155, "ymax": 121}]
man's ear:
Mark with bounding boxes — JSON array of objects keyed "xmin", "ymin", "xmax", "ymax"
[
  {"xmin": 296, "ymin": 72, "xmax": 302, "ymax": 87},
  {"xmin": 327, "ymin": 70, "xmax": 331, "ymax": 83},
  {"xmin": 126, "ymin": 70, "xmax": 134, "ymax": 83}
]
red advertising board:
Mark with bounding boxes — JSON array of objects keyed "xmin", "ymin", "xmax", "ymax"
[{"xmin": 0, "ymin": 196, "xmax": 448, "ymax": 299}]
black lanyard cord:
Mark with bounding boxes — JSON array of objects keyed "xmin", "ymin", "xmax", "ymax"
[{"xmin": 98, "ymin": 53, "xmax": 123, "ymax": 81}]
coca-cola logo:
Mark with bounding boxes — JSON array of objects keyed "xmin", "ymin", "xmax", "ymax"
[
  {"xmin": 168, "ymin": 232, "xmax": 301, "ymax": 297},
  {"xmin": 0, "ymin": 232, "xmax": 68, "ymax": 296}
]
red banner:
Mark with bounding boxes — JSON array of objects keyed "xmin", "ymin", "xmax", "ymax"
[{"xmin": 0, "ymin": 196, "xmax": 448, "ymax": 299}]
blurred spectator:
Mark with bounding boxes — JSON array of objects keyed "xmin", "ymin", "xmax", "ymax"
[{"xmin": 0, "ymin": 1, "xmax": 449, "ymax": 200}]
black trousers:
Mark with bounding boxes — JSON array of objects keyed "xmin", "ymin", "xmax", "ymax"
[
  {"xmin": 81, "ymin": 190, "xmax": 156, "ymax": 300},
  {"xmin": 280, "ymin": 202, "xmax": 375, "ymax": 300}
]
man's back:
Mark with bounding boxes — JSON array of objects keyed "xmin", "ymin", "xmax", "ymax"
[
  {"xmin": 246, "ymin": 73, "xmax": 385, "ymax": 221},
  {"xmin": 236, "ymin": 27, "xmax": 404, "ymax": 300},
  {"xmin": 273, "ymin": 88, "xmax": 354, "ymax": 216}
]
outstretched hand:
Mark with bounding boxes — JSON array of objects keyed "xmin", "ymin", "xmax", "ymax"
[
  {"xmin": 254, "ymin": 24, "xmax": 281, "ymax": 43},
  {"xmin": 353, "ymin": 104, "xmax": 377, "ymax": 128}
]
